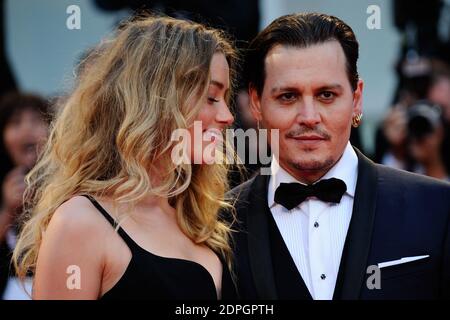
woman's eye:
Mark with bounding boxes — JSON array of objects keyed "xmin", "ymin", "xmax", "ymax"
[{"xmin": 208, "ymin": 97, "xmax": 220, "ymax": 103}]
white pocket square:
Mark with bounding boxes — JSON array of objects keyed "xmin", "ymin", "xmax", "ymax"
[{"xmin": 378, "ymin": 255, "xmax": 430, "ymax": 269}]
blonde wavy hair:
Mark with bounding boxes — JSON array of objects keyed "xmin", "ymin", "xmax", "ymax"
[{"xmin": 13, "ymin": 15, "xmax": 239, "ymax": 280}]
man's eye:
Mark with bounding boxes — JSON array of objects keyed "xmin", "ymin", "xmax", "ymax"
[
  {"xmin": 319, "ymin": 91, "xmax": 335, "ymax": 100},
  {"xmin": 279, "ymin": 93, "xmax": 297, "ymax": 102}
]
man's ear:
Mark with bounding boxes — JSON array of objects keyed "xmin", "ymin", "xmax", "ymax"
[
  {"xmin": 249, "ymin": 85, "xmax": 263, "ymax": 122},
  {"xmin": 353, "ymin": 79, "xmax": 364, "ymax": 116}
]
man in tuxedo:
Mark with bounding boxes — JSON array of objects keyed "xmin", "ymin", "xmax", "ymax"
[{"xmin": 229, "ymin": 13, "xmax": 450, "ymax": 300}]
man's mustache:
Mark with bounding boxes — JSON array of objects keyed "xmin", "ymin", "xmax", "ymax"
[{"xmin": 286, "ymin": 127, "xmax": 331, "ymax": 140}]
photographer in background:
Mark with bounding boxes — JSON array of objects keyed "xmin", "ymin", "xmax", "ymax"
[
  {"xmin": 427, "ymin": 70, "xmax": 450, "ymax": 174},
  {"xmin": 0, "ymin": 92, "xmax": 50, "ymax": 299},
  {"xmin": 408, "ymin": 101, "xmax": 449, "ymax": 181}
]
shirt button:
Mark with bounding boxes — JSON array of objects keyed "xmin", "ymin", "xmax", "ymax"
[
  {"xmin": 321, "ymin": 274, "xmax": 326, "ymax": 280},
  {"xmin": 314, "ymin": 221, "xmax": 319, "ymax": 228}
]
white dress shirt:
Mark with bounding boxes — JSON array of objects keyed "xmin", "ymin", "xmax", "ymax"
[{"xmin": 267, "ymin": 142, "xmax": 358, "ymax": 300}]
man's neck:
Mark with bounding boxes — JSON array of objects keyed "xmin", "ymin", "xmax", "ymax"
[{"xmin": 282, "ymin": 165, "xmax": 333, "ymax": 185}]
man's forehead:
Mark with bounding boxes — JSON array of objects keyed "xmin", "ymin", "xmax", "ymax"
[
  {"xmin": 264, "ymin": 41, "xmax": 346, "ymax": 66},
  {"xmin": 263, "ymin": 42, "xmax": 348, "ymax": 81}
]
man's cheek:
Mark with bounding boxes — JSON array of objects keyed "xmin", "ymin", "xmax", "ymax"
[{"xmin": 265, "ymin": 114, "xmax": 293, "ymax": 129}]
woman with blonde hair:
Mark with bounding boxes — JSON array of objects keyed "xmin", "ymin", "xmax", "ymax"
[{"xmin": 13, "ymin": 15, "xmax": 237, "ymax": 300}]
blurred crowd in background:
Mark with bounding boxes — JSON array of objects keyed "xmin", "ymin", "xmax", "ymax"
[{"xmin": 0, "ymin": 0, "xmax": 449, "ymax": 299}]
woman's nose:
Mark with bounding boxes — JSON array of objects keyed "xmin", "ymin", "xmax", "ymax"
[{"xmin": 216, "ymin": 102, "xmax": 234, "ymax": 127}]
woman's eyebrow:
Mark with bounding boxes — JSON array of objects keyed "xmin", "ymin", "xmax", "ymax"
[{"xmin": 210, "ymin": 80, "xmax": 225, "ymax": 90}]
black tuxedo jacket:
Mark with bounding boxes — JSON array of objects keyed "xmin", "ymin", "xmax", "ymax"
[{"xmin": 227, "ymin": 148, "xmax": 450, "ymax": 299}]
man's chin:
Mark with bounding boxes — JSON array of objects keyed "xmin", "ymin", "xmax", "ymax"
[{"xmin": 288, "ymin": 156, "xmax": 335, "ymax": 172}]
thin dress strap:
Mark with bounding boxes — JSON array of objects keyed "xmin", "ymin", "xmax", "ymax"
[{"xmin": 82, "ymin": 194, "xmax": 140, "ymax": 253}]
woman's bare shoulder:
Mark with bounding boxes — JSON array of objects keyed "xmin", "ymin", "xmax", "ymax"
[
  {"xmin": 34, "ymin": 195, "xmax": 111, "ymax": 299},
  {"xmin": 46, "ymin": 195, "xmax": 112, "ymax": 244}
]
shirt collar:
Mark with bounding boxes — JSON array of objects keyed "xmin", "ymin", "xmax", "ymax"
[{"xmin": 268, "ymin": 141, "xmax": 359, "ymax": 208}]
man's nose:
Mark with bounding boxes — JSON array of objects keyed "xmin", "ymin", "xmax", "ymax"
[{"xmin": 296, "ymin": 97, "xmax": 321, "ymax": 127}]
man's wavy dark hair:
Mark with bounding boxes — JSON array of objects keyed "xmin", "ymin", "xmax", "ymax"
[{"xmin": 246, "ymin": 12, "xmax": 360, "ymax": 95}]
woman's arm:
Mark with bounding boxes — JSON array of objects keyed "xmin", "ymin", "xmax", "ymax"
[{"xmin": 33, "ymin": 196, "xmax": 107, "ymax": 299}]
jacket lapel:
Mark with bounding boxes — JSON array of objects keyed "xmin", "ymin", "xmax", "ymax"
[
  {"xmin": 333, "ymin": 147, "xmax": 378, "ymax": 299},
  {"xmin": 246, "ymin": 173, "xmax": 278, "ymax": 299}
]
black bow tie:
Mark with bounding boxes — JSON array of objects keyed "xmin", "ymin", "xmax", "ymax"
[{"xmin": 274, "ymin": 178, "xmax": 347, "ymax": 210}]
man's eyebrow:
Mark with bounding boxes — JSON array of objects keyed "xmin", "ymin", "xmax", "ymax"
[
  {"xmin": 316, "ymin": 84, "xmax": 343, "ymax": 91},
  {"xmin": 270, "ymin": 84, "xmax": 344, "ymax": 94},
  {"xmin": 270, "ymin": 86, "xmax": 300, "ymax": 94}
]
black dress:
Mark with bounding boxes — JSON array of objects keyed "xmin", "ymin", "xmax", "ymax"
[{"xmin": 83, "ymin": 195, "xmax": 238, "ymax": 300}]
